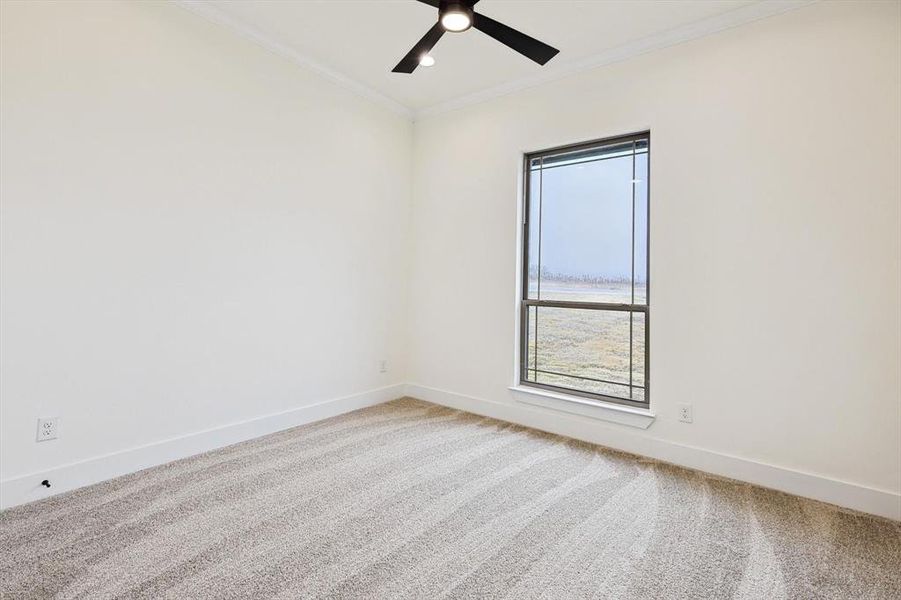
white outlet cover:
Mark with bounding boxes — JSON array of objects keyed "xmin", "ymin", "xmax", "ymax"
[
  {"xmin": 677, "ymin": 403, "xmax": 693, "ymax": 423},
  {"xmin": 36, "ymin": 417, "xmax": 59, "ymax": 442}
]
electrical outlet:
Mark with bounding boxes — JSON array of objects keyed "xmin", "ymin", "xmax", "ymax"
[
  {"xmin": 379, "ymin": 359, "xmax": 388, "ymax": 373},
  {"xmin": 677, "ymin": 404, "xmax": 693, "ymax": 423},
  {"xmin": 36, "ymin": 417, "xmax": 59, "ymax": 442}
]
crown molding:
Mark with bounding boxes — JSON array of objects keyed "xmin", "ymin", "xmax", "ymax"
[
  {"xmin": 174, "ymin": 0, "xmax": 816, "ymax": 124},
  {"xmin": 174, "ymin": 0, "xmax": 414, "ymax": 120},
  {"xmin": 413, "ymin": 0, "xmax": 817, "ymax": 120}
]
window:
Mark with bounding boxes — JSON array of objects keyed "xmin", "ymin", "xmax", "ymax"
[{"xmin": 520, "ymin": 132, "xmax": 649, "ymax": 408}]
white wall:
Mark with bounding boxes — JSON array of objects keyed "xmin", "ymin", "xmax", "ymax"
[
  {"xmin": 2, "ymin": 0, "xmax": 899, "ymax": 519},
  {"xmin": 408, "ymin": 0, "xmax": 901, "ymax": 516},
  {"xmin": 0, "ymin": 0, "xmax": 412, "ymax": 502}
]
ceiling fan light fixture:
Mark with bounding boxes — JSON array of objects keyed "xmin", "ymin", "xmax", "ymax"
[{"xmin": 440, "ymin": 4, "xmax": 472, "ymax": 32}]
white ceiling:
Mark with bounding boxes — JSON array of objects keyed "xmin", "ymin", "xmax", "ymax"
[{"xmin": 180, "ymin": 0, "xmax": 809, "ymax": 117}]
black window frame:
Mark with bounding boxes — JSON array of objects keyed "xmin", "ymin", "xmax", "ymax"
[{"xmin": 519, "ymin": 131, "xmax": 650, "ymax": 409}]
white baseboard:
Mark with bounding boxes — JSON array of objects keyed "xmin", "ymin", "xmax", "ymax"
[
  {"xmin": 0, "ymin": 384, "xmax": 405, "ymax": 510},
  {"xmin": 4, "ymin": 381, "xmax": 898, "ymax": 521},
  {"xmin": 406, "ymin": 383, "xmax": 901, "ymax": 521}
]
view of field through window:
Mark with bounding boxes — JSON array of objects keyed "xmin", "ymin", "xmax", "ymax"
[{"xmin": 522, "ymin": 135, "xmax": 649, "ymax": 404}]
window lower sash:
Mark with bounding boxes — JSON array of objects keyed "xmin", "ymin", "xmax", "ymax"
[{"xmin": 519, "ymin": 301, "xmax": 649, "ymax": 408}]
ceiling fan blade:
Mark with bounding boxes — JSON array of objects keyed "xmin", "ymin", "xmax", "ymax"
[
  {"xmin": 392, "ymin": 21, "xmax": 445, "ymax": 73},
  {"xmin": 472, "ymin": 12, "xmax": 558, "ymax": 65}
]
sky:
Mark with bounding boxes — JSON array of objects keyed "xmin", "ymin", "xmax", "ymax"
[{"xmin": 529, "ymin": 153, "xmax": 648, "ymax": 282}]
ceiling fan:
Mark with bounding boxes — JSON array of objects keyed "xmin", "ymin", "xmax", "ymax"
[{"xmin": 392, "ymin": 0, "xmax": 559, "ymax": 73}]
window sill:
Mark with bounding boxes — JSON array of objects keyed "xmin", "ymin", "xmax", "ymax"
[{"xmin": 509, "ymin": 385, "xmax": 656, "ymax": 429}]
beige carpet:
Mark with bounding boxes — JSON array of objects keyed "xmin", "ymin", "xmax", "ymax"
[{"xmin": 1, "ymin": 398, "xmax": 899, "ymax": 599}]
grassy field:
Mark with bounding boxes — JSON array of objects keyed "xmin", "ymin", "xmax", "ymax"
[{"xmin": 525, "ymin": 281, "xmax": 646, "ymax": 402}]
